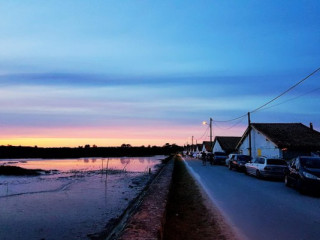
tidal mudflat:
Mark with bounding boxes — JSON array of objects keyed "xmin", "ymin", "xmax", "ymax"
[{"xmin": 0, "ymin": 156, "xmax": 164, "ymax": 240}]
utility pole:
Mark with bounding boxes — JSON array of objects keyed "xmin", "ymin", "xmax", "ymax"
[
  {"xmin": 210, "ymin": 118, "xmax": 213, "ymax": 152},
  {"xmin": 248, "ymin": 112, "xmax": 252, "ymax": 158},
  {"xmin": 192, "ymin": 136, "xmax": 194, "ymax": 152}
]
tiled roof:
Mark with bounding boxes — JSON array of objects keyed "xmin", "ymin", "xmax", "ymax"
[
  {"xmin": 202, "ymin": 141, "xmax": 212, "ymax": 151},
  {"xmin": 251, "ymin": 123, "xmax": 320, "ymax": 150},
  {"xmin": 215, "ymin": 136, "xmax": 241, "ymax": 153}
]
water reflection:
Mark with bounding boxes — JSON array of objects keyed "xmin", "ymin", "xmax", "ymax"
[{"xmin": 0, "ymin": 156, "xmax": 164, "ymax": 173}]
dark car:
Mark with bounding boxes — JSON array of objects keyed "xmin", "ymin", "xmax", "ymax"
[
  {"xmin": 228, "ymin": 154, "xmax": 251, "ymax": 171},
  {"xmin": 285, "ymin": 156, "xmax": 320, "ymax": 194},
  {"xmin": 212, "ymin": 152, "xmax": 228, "ymax": 165}
]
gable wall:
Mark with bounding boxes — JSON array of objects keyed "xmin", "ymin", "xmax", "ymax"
[
  {"xmin": 202, "ymin": 144, "xmax": 211, "ymax": 153},
  {"xmin": 213, "ymin": 140, "xmax": 224, "ymax": 153},
  {"xmin": 238, "ymin": 128, "xmax": 281, "ymax": 158}
]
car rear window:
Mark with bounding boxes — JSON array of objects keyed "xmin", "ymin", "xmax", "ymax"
[
  {"xmin": 238, "ymin": 155, "xmax": 251, "ymax": 161},
  {"xmin": 267, "ymin": 159, "xmax": 287, "ymax": 165},
  {"xmin": 301, "ymin": 158, "xmax": 320, "ymax": 169}
]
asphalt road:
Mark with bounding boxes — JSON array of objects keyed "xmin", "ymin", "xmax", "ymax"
[{"xmin": 184, "ymin": 158, "xmax": 320, "ymax": 240}]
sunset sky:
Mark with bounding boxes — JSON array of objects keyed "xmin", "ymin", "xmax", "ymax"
[{"xmin": 0, "ymin": 1, "xmax": 320, "ymax": 147}]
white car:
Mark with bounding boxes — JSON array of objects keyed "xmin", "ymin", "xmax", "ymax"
[{"xmin": 245, "ymin": 156, "xmax": 288, "ymax": 179}]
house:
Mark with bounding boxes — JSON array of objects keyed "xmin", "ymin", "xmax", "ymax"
[
  {"xmin": 212, "ymin": 136, "xmax": 241, "ymax": 154},
  {"xmin": 196, "ymin": 144, "xmax": 203, "ymax": 153},
  {"xmin": 202, "ymin": 141, "xmax": 212, "ymax": 153},
  {"xmin": 236, "ymin": 123, "xmax": 320, "ymax": 159}
]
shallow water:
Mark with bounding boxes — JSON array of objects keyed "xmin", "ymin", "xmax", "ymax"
[
  {"xmin": 0, "ymin": 156, "xmax": 164, "ymax": 240},
  {"xmin": 0, "ymin": 156, "xmax": 161, "ymax": 173}
]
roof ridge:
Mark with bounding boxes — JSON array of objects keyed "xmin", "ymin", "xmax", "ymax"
[
  {"xmin": 251, "ymin": 122, "xmax": 302, "ymax": 125},
  {"xmin": 216, "ymin": 136, "xmax": 241, "ymax": 138}
]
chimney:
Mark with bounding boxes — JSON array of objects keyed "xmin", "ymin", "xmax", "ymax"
[{"xmin": 310, "ymin": 122, "xmax": 314, "ymax": 130}]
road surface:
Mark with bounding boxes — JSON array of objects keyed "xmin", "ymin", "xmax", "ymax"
[{"xmin": 184, "ymin": 158, "xmax": 320, "ymax": 240}]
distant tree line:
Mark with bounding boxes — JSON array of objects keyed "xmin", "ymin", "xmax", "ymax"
[{"xmin": 0, "ymin": 143, "xmax": 183, "ymax": 159}]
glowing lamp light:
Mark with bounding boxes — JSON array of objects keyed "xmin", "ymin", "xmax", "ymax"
[{"xmin": 202, "ymin": 121, "xmax": 207, "ymax": 125}]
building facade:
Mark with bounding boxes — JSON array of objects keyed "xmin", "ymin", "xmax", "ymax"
[{"xmin": 237, "ymin": 123, "xmax": 320, "ymax": 159}]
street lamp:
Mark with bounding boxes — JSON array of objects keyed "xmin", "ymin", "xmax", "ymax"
[{"xmin": 203, "ymin": 118, "xmax": 213, "ymax": 152}]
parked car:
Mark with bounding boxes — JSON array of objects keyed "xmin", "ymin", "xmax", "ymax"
[
  {"xmin": 225, "ymin": 154, "xmax": 237, "ymax": 166},
  {"xmin": 212, "ymin": 152, "xmax": 228, "ymax": 165},
  {"xmin": 228, "ymin": 154, "xmax": 251, "ymax": 171},
  {"xmin": 284, "ymin": 156, "xmax": 320, "ymax": 194},
  {"xmin": 245, "ymin": 156, "xmax": 288, "ymax": 179}
]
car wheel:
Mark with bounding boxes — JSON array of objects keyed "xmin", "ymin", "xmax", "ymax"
[
  {"xmin": 256, "ymin": 170, "xmax": 262, "ymax": 179},
  {"xmin": 284, "ymin": 175, "xmax": 291, "ymax": 187},
  {"xmin": 228, "ymin": 163, "xmax": 232, "ymax": 170},
  {"xmin": 244, "ymin": 168, "xmax": 248, "ymax": 175}
]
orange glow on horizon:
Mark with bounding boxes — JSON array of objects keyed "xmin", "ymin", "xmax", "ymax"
[
  {"xmin": 0, "ymin": 124, "xmax": 247, "ymax": 147},
  {"xmin": 0, "ymin": 137, "xmax": 171, "ymax": 148}
]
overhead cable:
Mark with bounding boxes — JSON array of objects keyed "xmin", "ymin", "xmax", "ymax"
[
  {"xmin": 212, "ymin": 67, "xmax": 320, "ymax": 122},
  {"xmin": 259, "ymin": 86, "xmax": 320, "ymax": 112},
  {"xmin": 213, "ymin": 115, "xmax": 246, "ymax": 130},
  {"xmin": 250, "ymin": 67, "xmax": 320, "ymax": 113},
  {"xmin": 197, "ymin": 125, "xmax": 209, "ymax": 141}
]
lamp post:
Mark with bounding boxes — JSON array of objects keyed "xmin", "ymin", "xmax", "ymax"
[{"xmin": 203, "ymin": 118, "xmax": 213, "ymax": 152}]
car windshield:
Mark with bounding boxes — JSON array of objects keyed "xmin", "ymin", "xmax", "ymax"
[
  {"xmin": 267, "ymin": 159, "xmax": 287, "ymax": 165},
  {"xmin": 238, "ymin": 155, "xmax": 251, "ymax": 162},
  {"xmin": 300, "ymin": 157, "xmax": 320, "ymax": 169}
]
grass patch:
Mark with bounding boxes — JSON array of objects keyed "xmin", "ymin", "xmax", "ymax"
[{"xmin": 163, "ymin": 155, "xmax": 227, "ymax": 240}]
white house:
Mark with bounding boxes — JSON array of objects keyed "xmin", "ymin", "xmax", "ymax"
[
  {"xmin": 237, "ymin": 123, "xmax": 320, "ymax": 159},
  {"xmin": 212, "ymin": 136, "xmax": 241, "ymax": 154}
]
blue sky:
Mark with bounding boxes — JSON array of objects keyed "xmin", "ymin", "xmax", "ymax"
[{"xmin": 0, "ymin": 1, "xmax": 319, "ymax": 147}]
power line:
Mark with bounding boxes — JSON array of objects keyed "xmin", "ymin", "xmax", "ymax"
[
  {"xmin": 213, "ymin": 115, "xmax": 247, "ymax": 130},
  {"xmin": 196, "ymin": 125, "xmax": 209, "ymax": 141},
  {"xmin": 250, "ymin": 67, "xmax": 320, "ymax": 113},
  {"xmin": 213, "ymin": 113, "xmax": 247, "ymax": 123},
  {"xmin": 259, "ymin": 86, "xmax": 320, "ymax": 112},
  {"xmin": 212, "ymin": 67, "xmax": 320, "ymax": 122}
]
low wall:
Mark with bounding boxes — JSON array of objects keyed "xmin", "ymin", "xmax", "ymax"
[{"xmin": 117, "ymin": 159, "xmax": 174, "ymax": 240}]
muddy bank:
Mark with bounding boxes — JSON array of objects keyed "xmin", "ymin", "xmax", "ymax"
[{"xmin": 0, "ymin": 165, "xmax": 43, "ymax": 176}]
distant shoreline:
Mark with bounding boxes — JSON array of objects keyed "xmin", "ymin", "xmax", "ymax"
[{"xmin": 0, "ymin": 145, "xmax": 182, "ymax": 159}]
